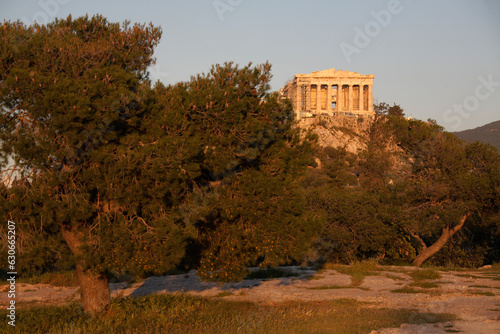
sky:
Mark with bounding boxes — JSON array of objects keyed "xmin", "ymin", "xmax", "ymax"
[{"xmin": 1, "ymin": 0, "xmax": 499, "ymax": 132}]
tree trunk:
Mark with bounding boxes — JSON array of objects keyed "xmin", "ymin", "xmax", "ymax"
[
  {"xmin": 75, "ymin": 264, "xmax": 110, "ymax": 313},
  {"xmin": 411, "ymin": 227, "xmax": 453, "ymax": 267},
  {"xmin": 411, "ymin": 214, "xmax": 469, "ymax": 267},
  {"xmin": 62, "ymin": 228, "xmax": 110, "ymax": 313}
]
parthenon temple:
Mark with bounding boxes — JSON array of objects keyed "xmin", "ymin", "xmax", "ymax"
[{"xmin": 280, "ymin": 68, "xmax": 375, "ymax": 119}]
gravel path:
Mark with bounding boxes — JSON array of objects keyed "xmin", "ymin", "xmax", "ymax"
[{"xmin": 2, "ymin": 266, "xmax": 499, "ymax": 333}]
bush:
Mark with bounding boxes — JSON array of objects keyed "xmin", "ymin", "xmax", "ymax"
[
  {"xmin": 410, "ymin": 268, "xmax": 441, "ymax": 281},
  {"xmin": 427, "ymin": 228, "xmax": 490, "ymax": 268}
]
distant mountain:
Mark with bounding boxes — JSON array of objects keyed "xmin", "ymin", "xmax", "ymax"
[{"xmin": 453, "ymin": 120, "xmax": 500, "ymax": 151}]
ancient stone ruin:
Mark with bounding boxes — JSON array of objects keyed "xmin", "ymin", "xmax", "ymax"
[{"xmin": 280, "ymin": 68, "xmax": 375, "ymax": 120}]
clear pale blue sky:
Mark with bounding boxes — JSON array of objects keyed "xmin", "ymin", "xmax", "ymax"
[{"xmin": 1, "ymin": 0, "xmax": 499, "ymax": 131}]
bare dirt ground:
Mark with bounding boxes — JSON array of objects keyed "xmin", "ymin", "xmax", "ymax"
[{"xmin": 2, "ymin": 266, "xmax": 499, "ymax": 333}]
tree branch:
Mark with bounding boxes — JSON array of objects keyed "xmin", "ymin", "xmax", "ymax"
[
  {"xmin": 450, "ymin": 213, "xmax": 470, "ymax": 236},
  {"xmin": 406, "ymin": 228, "xmax": 427, "ymax": 249}
]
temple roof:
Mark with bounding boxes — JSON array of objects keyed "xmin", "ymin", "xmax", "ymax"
[{"xmin": 295, "ymin": 68, "xmax": 374, "ymax": 79}]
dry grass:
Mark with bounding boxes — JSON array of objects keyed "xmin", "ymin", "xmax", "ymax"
[
  {"xmin": 0, "ymin": 294, "xmax": 456, "ymax": 333},
  {"xmin": 324, "ymin": 259, "xmax": 381, "ymax": 286},
  {"xmin": 0, "ymin": 270, "xmax": 80, "ymax": 287},
  {"xmin": 410, "ymin": 268, "xmax": 441, "ymax": 281}
]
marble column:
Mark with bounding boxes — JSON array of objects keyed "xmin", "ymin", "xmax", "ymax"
[
  {"xmin": 338, "ymin": 83, "xmax": 343, "ymax": 111},
  {"xmin": 358, "ymin": 84, "xmax": 363, "ymax": 112},
  {"xmin": 296, "ymin": 81, "xmax": 301, "ymax": 119},
  {"xmin": 316, "ymin": 83, "xmax": 321, "ymax": 113},
  {"xmin": 348, "ymin": 84, "xmax": 353, "ymax": 112},
  {"xmin": 326, "ymin": 83, "xmax": 331, "ymax": 114},
  {"xmin": 368, "ymin": 85, "xmax": 373, "ymax": 113}
]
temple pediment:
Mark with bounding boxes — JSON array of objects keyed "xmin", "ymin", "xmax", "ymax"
[{"xmin": 295, "ymin": 68, "xmax": 374, "ymax": 79}]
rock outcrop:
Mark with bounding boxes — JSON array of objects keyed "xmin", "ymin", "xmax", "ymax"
[{"xmin": 298, "ymin": 114, "xmax": 373, "ymax": 153}]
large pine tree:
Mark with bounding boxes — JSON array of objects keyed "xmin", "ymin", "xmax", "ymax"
[
  {"xmin": 0, "ymin": 15, "xmax": 177, "ymax": 313},
  {"xmin": 0, "ymin": 16, "xmax": 317, "ymax": 312}
]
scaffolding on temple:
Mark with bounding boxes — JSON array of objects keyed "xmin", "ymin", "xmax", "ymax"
[{"xmin": 298, "ymin": 78, "xmax": 311, "ymax": 114}]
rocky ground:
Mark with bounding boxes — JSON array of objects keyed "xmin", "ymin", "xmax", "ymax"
[{"xmin": 2, "ymin": 266, "xmax": 499, "ymax": 333}]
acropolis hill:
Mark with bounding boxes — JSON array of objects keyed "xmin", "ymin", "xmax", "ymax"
[{"xmin": 280, "ymin": 68, "xmax": 375, "ymax": 153}]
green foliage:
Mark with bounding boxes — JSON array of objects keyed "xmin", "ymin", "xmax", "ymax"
[
  {"xmin": 0, "ymin": 15, "xmax": 318, "ymax": 289},
  {"xmin": 0, "ymin": 15, "xmax": 192, "ymax": 283},
  {"xmin": 0, "ymin": 270, "xmax": 78, "ymax": 287},
  {"xmin": 373, "ymin": 102, "xmax": 405, "ymax": 117},
  {"xmin": 383, "ymin": 236, "xmax": 417, "ymax": 264},
  {"xmin": 304, "ymin": 107, "xmax": 500, "ymax": 267},
  {"xmin": 1, "ymin": 14, "xmax": 498, "ymax": 303},
  {"xmin": 410, "ymin": 268, "xmax": 441, "ymax": 281},
  {"xmin": 307, "ymin": 186, "xmax": 401, "ymax": 264},
  {"xmin": 410, "ymin": 281, "xmax": 440, "ymax": 289},
  {"xmin": 325, "ymin": 259, "xmax": 381, "ymax": 286},
  {"xmin": 387, "ymin": 117, "xmax": 500, "ymax": 265},
  {"xmin": 0, "ymin": 15, "xmax": 161, "ymax": 172},
  {"xmin": 155, "ymin": 62, "xmax": 318, "ymax": 282},
  {"xmin": 318, "ymin": 146, "xmax": 359, "ymax": 187},
  {"xmin": 427, "ymin": 228, "xmax": 490, "ymax": 268},
  {"xmin": 467, "ymin": 290, "xmax": 496, "ymax": 296},
  {"xmin": 391, "ymin": 287, "xmax": 424, "ymax": 294}
]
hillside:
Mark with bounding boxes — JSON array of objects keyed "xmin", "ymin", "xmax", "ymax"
[
  {"xmin": 453, "ymin": 120, "xmax": 500, "ymax": 151},
  {"xmin": 303, "ymin": 117, "xmax": 500, "ymax": 153},
  {"xmin": 298, "ymin": 114, "xmax": 371, "ymax": 153}
]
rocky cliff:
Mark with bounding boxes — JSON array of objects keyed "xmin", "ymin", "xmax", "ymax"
[{"xmin": 298, "ymin": 114, "xmax": 372, "ymax": 153}]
